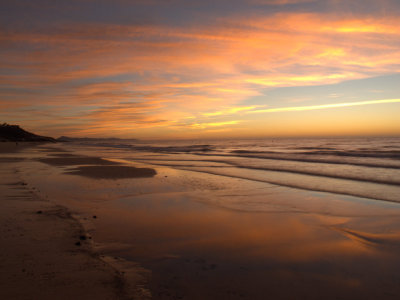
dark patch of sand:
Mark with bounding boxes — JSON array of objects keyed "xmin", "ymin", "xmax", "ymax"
[
  {"xmin": 66, "ymin": 165, "xmax": 157, "ymax": 179},
  {"xmin": 37, "ymin": 147, "xmax": 70, "ymax": 153},
  {"xmin": 47, "ymin": 153, "xmax": 82, "ymax": 157}
]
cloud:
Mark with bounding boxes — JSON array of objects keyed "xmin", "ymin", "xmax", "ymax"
[
  {"xmin": 202, "ymin": 106, "xmax": 264, "ymax": 117},
  {"xmin": 249, "ymin": 0, "xmax": 314, "ymax": 5},
  {"xmin": 0, "ymin": 4, "xmax": 399, "ymax": 137},
  {"xmin": 247, "ymin": 98, "xmax": 400, "ymax": 113}
]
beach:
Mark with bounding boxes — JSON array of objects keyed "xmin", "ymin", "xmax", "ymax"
[
  {"xmin": 2, "ymin": 138, "xmax": 400, "ymax": 299},
  {"xmin": 0, "ymin": 143, "xmax": 150, "ymax": 300},
  {"xmin": 2, "ymin": 0, "xmax": 400, "ymax": 298}
]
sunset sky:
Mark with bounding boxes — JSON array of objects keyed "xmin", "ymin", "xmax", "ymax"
[{"xmin": 1, "ymin": 0, "xmax": 399, "ymax": 139}]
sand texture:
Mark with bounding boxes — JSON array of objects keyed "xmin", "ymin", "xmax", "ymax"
[{"xmin": 0, "ymin": 146, "xmax": 150, "ymax": 299}]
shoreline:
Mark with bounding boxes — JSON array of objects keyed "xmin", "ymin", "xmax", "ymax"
[
  {"xmin": 0, "ymin": 142, "xmax": 150, "ymax": 299},
  {"xmin": 4, "ymin": 141, "xmax": 400, "ymax": 299}
]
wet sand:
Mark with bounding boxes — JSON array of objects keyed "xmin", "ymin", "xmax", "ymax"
[
  {"xmin": 0, "ymin": 143, "xmax": 150, "ymax": 299},
  {"xmin": 37, "ymin": 153, "xmax": 157, "ymax": 179},
  {"xmin": 0, "ymin": 142, "xmax": 40, "ymax": 153},
  {"xmin": 3, "ymin": 142, "xmax": 400, "ymax": 299}
]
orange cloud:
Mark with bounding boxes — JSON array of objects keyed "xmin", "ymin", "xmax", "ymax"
[
  {"xmin": 1, "ymin": 10, "xmax": 399, "ymax": 137},
  {"xmin": 202, "ymin": 106, "xmax": 263, "ymax": 117}
]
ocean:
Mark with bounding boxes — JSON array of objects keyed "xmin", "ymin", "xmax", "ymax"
[{"xmin": 71, "ymin": 136, "xmax": 400, "ymax": 203}]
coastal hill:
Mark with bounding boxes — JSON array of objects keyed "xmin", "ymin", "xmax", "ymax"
[{"xmin": 0, "ymin": 123, "xmax": 55, "ymax": 142}]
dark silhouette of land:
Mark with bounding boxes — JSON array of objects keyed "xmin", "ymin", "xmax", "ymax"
[{"xmin": 0, "ymin": 123, "xmax": 55, "ymax": 142}]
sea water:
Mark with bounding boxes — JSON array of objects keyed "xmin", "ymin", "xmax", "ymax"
[{"xmin": 70, "ymin": 136, "xmax": 400, "ymax": 203}]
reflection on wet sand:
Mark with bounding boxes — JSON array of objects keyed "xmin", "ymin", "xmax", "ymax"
[
  {"xmin": 95, "ymin": 196, "xmax": 400, "ymax": 300},
  {"xmin": 20, "ymin": 146, "xmax": 400, "ymax": 299}
]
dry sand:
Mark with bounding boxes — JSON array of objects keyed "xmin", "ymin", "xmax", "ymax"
[{"xmin": 0, "ymin": 143, "xmax": 151, "ymax": 299}]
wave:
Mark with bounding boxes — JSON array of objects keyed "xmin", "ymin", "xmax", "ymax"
[
  {"xmin": 76, "ymin": 140, "xmax": 400, "ymax": 170},
  {"xmin": 125, "ymin": 149, "xmax": 400, "ymax": 170},
  {"xmin": 232, "ymin": 164, "xmax": 400, "ymax": 186},
  {"xmin": 300, "ymin": 150, "xmax": 400, "ymax": 159},
  {"xmin": 77, "ymin": 137, "xmax": 400, "ymax": 204},
  {"xmin": 89, "ymin": 143, "xmax": 215, "ymax": 153},
  {"xmin": 124, "ymin": 156, "xmax": 400, "ymax": 203},
  {"xmin": 132, "ymin": 157, "xmax": 400, "ymax": 186},
  {"xmin": 219, "ymin": 152, "xmax": 400, "ymax": 170},
  {"xmin": 173, "ymin": 166, "xmax": 400, "ymax": 204},
  {"xmin": 231, "ymin": 149, "xmax": 400, "ymax": 159}
]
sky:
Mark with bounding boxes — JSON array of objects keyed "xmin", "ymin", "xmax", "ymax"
[{"xmin": 1, "ymin": 0, "xmax": 399, "ymax": 139}]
